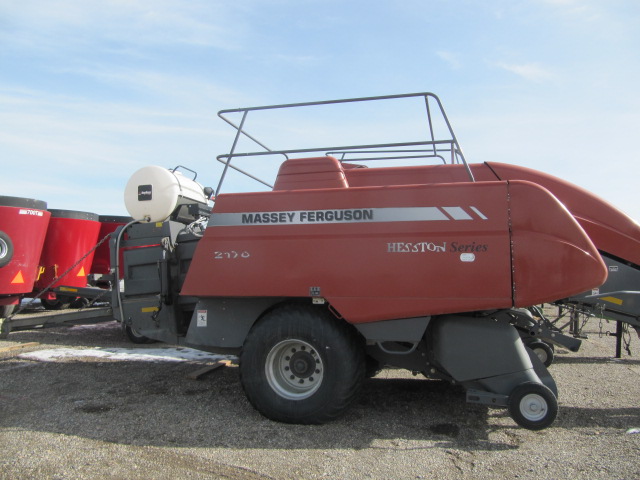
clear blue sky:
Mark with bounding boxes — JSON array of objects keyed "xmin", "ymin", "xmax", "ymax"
[{"xmin": 1, "ymin": 0, "xmax": 639, "ymax": 220}]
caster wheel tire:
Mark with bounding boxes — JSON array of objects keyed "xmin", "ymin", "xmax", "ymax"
[
  {"xmin": 528, "ymin": 341, "xmax": 554, "ymax": 367},
  {"xmin": 508, "ymin": 382, "xmax": 558, "ymax": 430}
]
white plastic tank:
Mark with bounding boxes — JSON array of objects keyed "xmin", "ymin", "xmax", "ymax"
[{"xmin": 124, "ymin": 166, "xmax": 210, "ymax": 222}]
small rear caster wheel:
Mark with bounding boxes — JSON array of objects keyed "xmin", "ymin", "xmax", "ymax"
[
  {"xmin": 508, "ymin": 382, "xmax": 558, "ymax": 430},
  {"xmin": 528, "ymin": 341, "xmax": 554, "ymax": 367}
]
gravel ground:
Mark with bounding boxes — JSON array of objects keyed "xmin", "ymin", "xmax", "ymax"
[{"xmin": 1, "ymin": 316, "xmax": 639, "ymax": 480}]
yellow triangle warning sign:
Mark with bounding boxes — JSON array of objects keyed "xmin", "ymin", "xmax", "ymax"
[
  {"xmin": 11, "ymin": 271, "xmax": 25, "ymax": 284},
  {"xmin": 77, "ymin": 266, "xmax": 86, "ymax": 277}
]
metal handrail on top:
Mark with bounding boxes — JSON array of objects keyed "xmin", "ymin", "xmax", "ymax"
[{"xmin": 215, "ymin": 92, "xmax": 473, "ymax": 195}]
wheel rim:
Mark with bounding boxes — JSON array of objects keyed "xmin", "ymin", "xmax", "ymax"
[
  {"xmin": 533, "ymin": 347, "xmax": 548, "ymax": 364},
  {"xmin": 129, "ymin": 327, "xmax": 145, "ymax": 338},
  {"xmin": 265, "ymin": 339, "xmax": 323, "ymax": 400},
  {"xmin": 519, "ymin": 393, "xmax": 548, "ymax": 422},
  {"xmin": 0, "ymin": 237, "xmax": 8, "ymax": 261}
]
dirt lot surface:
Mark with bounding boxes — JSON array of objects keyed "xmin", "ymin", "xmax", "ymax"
[{"xmin": 1, "ymin": 317, "xmax": 640, "ymax": 480}]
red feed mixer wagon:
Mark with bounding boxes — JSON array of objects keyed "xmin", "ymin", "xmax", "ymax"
[
  {"xmin": 33, "ymin": 209, "xmax": 101, "ymax": 309},
  {"xmin": 2, "ymin": 92, "xmax": 638, "ymax": 431},
  {"xmin": 0, "ymin": 196, "xmax": 51, "ymax": 316},
  {"xmin": 0, "ymin": 209, "xmax": 129, "ymax": 314},
  {"xmin": 90, "ymin": 215, "xmax": 133, "ymax": 281}
]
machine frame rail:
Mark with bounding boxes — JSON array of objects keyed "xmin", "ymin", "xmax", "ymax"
[{"xmin": 215, "ymin": 92, "xmax": 474, "ymax": 195}]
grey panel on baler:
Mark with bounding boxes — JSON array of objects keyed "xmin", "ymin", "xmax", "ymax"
[
  {"xmin": 185, "ymin": 297, "xmax": 285, "ymax": 350},
  {"xmin": 431, "ymin": 315, "xmax": 556, "ymax": 398},
  {"xmin": 354, "ymin": 316, "xmax": 430, "ymax": 342},
  {"xmin": 122, "ymin": 246, "xmax": 163, "ymax": 296},
  {"xmin": 569, "ymin": 254, "xmax": 640, "ymax": 328}
]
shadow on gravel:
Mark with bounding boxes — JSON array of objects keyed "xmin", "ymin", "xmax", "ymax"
[
  {"xmin": 485, "ymin": 403, "xmax": 640, "ymax": 431},
  {"xmin": 4, "ymin": 321, "xmax": 128, "ymax": 346},
  {"xmin": 554, "ymin": 356, "xmax": 640, "ymax": 366},
  {"xmin": 555, "ymin": 405, "xmax": 640, "ymax": 430},
  {"xmin": 0, "ymin": 358, "xmax": 520, "ymax": 451}
]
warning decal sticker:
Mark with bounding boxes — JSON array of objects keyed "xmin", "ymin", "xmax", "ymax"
[{"xmin": 11, "ymin": 271, "xmax": 24, "ymax": 284}]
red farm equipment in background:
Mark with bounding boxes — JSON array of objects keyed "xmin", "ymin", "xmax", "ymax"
[{"xmin": 0, "ymin": 196, "xmax": 50, "ymax": 317}]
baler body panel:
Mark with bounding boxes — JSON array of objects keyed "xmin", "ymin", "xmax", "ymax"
[
  {"xmin": 182, "ymin": 177, "xmax": 605, "ymax": 324},
  {"xmin": 508, "ymin": 180, "xmax": 608, "ymax": 306},
  {"xmin": 344, "ymin": 161, "xmax": 640, "ymax": 268},
  {"xmin": 344, "ymin": 163, "xmax": 498, "ymax": 187},
  {"xmin": 484, "ymin": 162, "xmax": 640, "ymax": 267}
]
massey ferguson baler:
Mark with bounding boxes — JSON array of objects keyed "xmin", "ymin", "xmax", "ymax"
[{"xmin": 102, "ymin": 92, "xmax": 631, "ymax": 431}]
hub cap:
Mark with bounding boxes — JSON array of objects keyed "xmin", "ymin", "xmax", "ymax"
[
  {"xmin": 533, "ymin": 347, "xmax": 548, "ymax": 364},
  {"xmin": 0, "ymin": 238, "xmax": 8, "ymax": 261},
  {"xmin": 265, "ymin": 339, "xmax": 323, "ymax": 400},
  {"xmin": 519, "ymin": 393, "xmax": 548, "ymax": 421}
]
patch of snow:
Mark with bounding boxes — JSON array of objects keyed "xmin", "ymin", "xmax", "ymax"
[
  {"xmin": 68, "ymin": 321, "xmax": 120, "ymax": 331},
  {"xmin": 19, "ymin": 346, "xmax": 236, "ymax": 364}
]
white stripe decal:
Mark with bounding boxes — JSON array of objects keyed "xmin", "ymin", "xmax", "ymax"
[
  {"xmin": 210, "ymin": 206, "xmax": 488, "ymax": 227},
  {"xmin": 442, "ymin": 206, "xmax": 473, "ymax": 220},
  {"xmin": 470, "ymin": 206, "xmax": 488, "ymax": 220}
]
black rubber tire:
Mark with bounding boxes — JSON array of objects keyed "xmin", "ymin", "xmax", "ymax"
[
  {"xmin": 41, "ymin": 297, "xmax": 72, "ymax": 310},
  {"xmin": 240, "ymin": 304, "xmax": 365, "ymax": 424},
  {"xmin": 70, "ymin": 297, "xmax": 90, "ymax": 309},
  {"xmin": 365, "ymin": 355, "xmax": 382, "ymax": 378},
  {"xmin": 0, "ymin": 231, "xmax": 13, "ymax": 268},
  {"xmin": 508, "ymin": 382, "xmax": 558, "ymax": 430},
  {"xmin": 528, "ymin": 341, "xmax": 554, "ymax": 367},
  {"xmin": 124, "ymin": 325, "xmax": 156, "ymax": 344}
]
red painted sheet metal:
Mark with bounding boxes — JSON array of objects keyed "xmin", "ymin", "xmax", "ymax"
[
  {"xmin": 90, "ymin": 215, "xmax": 132, "ymax": 276},
  {"xmin": 183, "ymin": 178, "xmax": 604, "ymax": 323},
  {"xmin": 343, "ymin": 162, "xmax": 499, "ymax": 187},
  {"xmin": 345, "ymin": 161, "xmax": 639, "ymax": 267},
  {"xmin": 273, "ymin": 156, "xmax": 349, "ymax": 190},
  {"xmin": 0, "ymin": 197, "xmax": 50, "ymax": 300},
  {"xmin": 485, "ymin": 162, "xmax": 640, "ymax": 266},
  {"xmin": 508, "ymin": 180, "xmax": 607, "ymax": 306}
]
